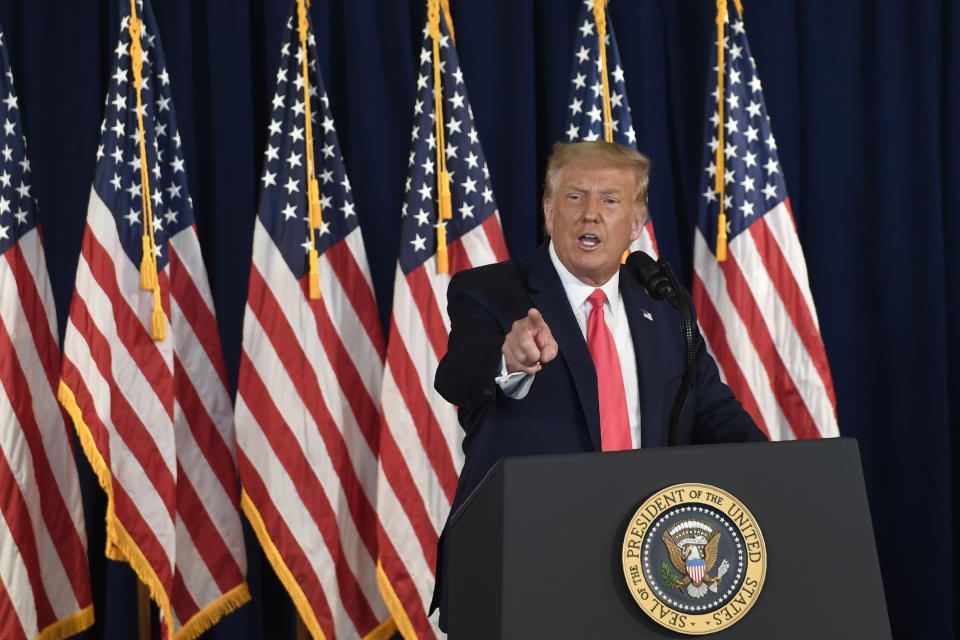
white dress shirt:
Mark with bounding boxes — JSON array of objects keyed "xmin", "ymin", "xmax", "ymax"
[{"xmin": 496, "ymin": 241, "xmax": 642, "ymax": 448}]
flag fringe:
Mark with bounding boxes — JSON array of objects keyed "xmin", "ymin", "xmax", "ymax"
[
  {"xmin": 363, "ymin": 616, "xmax": 398, "ymax": 640},
  {"xmin": 58, "ymin": 379, "xmax": 176, "ymax": 640},
  {"xmin": 240, "ymin": 490, "xmax": 327, "ymax": 640},
  {"xmin": 35, "ymin": 604, "xmax": 95, "ymax": 640},
  {"xmin": 375, "ymin": 560, "xmax": 418, "ymax": 640},
  {"xmin": 174, "ymin": 582, "xmax": 252, "ymax": 640}
]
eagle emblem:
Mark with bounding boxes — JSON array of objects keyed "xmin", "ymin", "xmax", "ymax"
[{"xmin": 661, "ymin": 519, "xmax": 730, "ymax": 599}]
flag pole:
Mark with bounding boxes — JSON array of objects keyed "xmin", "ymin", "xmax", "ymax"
[
  {"xmin": 714, "ymin": 0, "xmax": 729, "ymax": 262},
  {"xmin": 428, "ymin": 0, "xmax": 454, "ymax": 274}
]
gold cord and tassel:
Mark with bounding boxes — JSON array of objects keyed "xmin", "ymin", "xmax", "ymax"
[
  {"xmin": 129, "ymin": 0, "xmax": 165, "ymax": 340},
  {"xmin": 428, "ymin": 0, "xmax": 453, "ymax": 274},
  {"xmin": 297, "ymin": 0, "xmax": 323, "ymax": 299},
  {"xmin": 713, "ymin": 0, "xmax": 729, "ymax": 262}
]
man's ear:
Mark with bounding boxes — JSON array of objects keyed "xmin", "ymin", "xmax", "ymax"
[
  {"xmin": 543, "ymin": 197, "xmax": 555, "ymax": 236},
  {"xmin": 629, "ymin": 207, "xmax": 645, "ymax": 242}
]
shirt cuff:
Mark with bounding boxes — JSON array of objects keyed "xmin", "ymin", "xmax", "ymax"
[{"xmin": 495, "ymin": 355, "xmax": 535, "ymax": 399}]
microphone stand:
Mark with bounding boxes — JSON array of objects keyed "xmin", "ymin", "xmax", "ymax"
[{"xmin": 624, "ymin": 252, "xmax": 695, "ymax": 446}]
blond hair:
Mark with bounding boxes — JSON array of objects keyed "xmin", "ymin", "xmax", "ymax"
[{"xmin": 543, "ymin": 141, "xmax": 650, "ymax": 220}]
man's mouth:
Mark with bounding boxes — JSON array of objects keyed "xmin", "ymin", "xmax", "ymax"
[{"xmin": 578, "ymin": 233, "xmax": 600, "ymax": 248}]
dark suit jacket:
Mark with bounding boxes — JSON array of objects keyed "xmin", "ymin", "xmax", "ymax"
[{"xmin": 430, "ymin": 243, "xmax": 765, "ymax": 629}]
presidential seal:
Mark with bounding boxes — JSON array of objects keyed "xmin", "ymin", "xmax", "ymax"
[{"xmin": 621, "ymin": 483, "xmax": 766, "ymax": 635}]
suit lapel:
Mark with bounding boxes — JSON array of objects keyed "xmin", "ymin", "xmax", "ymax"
[
  {"xmin": 526, "ymin": 245, "xmax": 602, "ymax": 450},
  {"xmin": 620, "ymin": 270, "xmax": 667, "ymax": 448}
]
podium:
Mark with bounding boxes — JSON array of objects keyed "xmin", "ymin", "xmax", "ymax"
[{"xmin": 447, "ymin": 438, "xmax": 890, "ymax": 638}]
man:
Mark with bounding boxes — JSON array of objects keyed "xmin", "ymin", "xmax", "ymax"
[{"xmin": 431, "ymin": 141, "xmax": 765, "ymax": 628}]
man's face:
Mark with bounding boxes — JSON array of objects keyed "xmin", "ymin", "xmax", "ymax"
[{"xmin": 543, "ymin": 162, "xmax": 643, "ymax": 286}]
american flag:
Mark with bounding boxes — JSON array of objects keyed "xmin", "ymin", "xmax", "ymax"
[
  {"xmin": 58, "ymin": 1, "xmax": 250, "ymax": 637},
  {"xmin": 375, "ymin": 5, "xmax": 509, "ymax": 638},
  {"xmin": 563, "ymin": 0, "xmax": 658, "ymax": 257},
  {"xmin": 234, "ymin": 2, "xmax": 392, "ymax": 638},
  {"xmin": 0, "ymin": 31, "xmax": 94, "ymax": 640},
  {"xmin": 692, "ymin": 4, "xmax": 839, "ymax": 440}
]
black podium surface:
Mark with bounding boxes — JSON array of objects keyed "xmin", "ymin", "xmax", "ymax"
[{"xmin": 447, "ymin": 438, "xmax": 890, "ymax": 639}]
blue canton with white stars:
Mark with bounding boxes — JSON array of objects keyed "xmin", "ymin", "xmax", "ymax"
[
  {"xmin": 0, "ymin": 32, "xmax": 37, "ymax": 257},
  {"xmin": 258, "ymin": 4, "xmax": 358, "ymax": 279},
  {"xmin": 398, "ymin": 15, "xmax": 498, "ymax": 276},
  {"xmin": 563, "ymin": 0, "xmax": 637, "ymax": 147},
  {"xmin": 93, "ymin": 0, "xmax": 194, "ymax": 273},
  {"xmin": 698, "ymin": 12, "xmax": 787, "ymax": 252}
]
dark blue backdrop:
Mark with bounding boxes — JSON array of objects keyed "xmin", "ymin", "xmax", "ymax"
[{"xmin": 1, "ymin": 0, "xmax": 955, "ymax": 637}]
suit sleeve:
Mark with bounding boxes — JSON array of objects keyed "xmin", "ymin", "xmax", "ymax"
[{"xmin": 434, "ymin": 270, "xmax": 508, "ymax": 409}]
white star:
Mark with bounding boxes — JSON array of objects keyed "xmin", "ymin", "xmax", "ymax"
[
  {"xmin": 591, "ymin": 81, "xmax": 603, "ymax": 98},
  {"xmin": 320, "ymin": 168, "xmax": 333, "ymax": 183},
  {"xmin": 612, "ymin": 65, "xmax": 625, "ymax": 83},
  {"xmin": 322, "ymin": 117, "xmax": 335, "ymax": 134},
  {"xmin": 703, "ymin": 188, "xmax": 717, "ymax": 203},
  {"xmin": 741, "ymin": 175, "xmax": 755, "ymax": 193},
  {"xmin": 724, "ymin": 143, "xmax": 737, "ymax": 159},
  {"xmin": 111, "ymin": 147, "xmax": 123, "ymax": 164},
  {"xmin": 0, "ymin": 170, "xmax": 10, "ymax": 188},
  {"xmin": 110, "ymin": 173, "xmax": 122, "ymax": 190},
  {"xmin": 625, "ymin": 126, "xmax": 636, "ymax": 144},
  {"xmin": 729, "ymin": 68, "xmax": 741, "ymax": 85},
  {"xmin": 317, "ymin": 220, "xmax": 331, "ymax": 236},
  {"xmin": 724, "ymin": 168, "xmax": 734, "ymax": 185},
  {"xmin": 416, "ymin": 74, "xmax": 428, "ymax": 91},
  {"xmin": 732, "ymin": 20, "xmax": 745, "ymax": 34},
  {"xmin": 152, "ymin": 214, "xmax": 163, "ymax": 231},
  {"xmin": 587, "ymin": 105, "xmax": 602, "ymax": 123},
  {"xmin": 459, "ymin": 201, "xmax": 474, "ymax": 218},
  {"xmin": 14, "ymin": 182, "xmax": 27, "ymax": 200},
  {"xmin": 419, "ymin": 47, "xmax": 431, "ymax": 65},
  {"xmin": 464, "ymin": 151, "xmax": 479, "ymax": 169},
  {"xmin": 726, "ymin": 93, "xmax": 739, "ymax": 110},
  {"xmin": 446, "ymin": 117, "xmax": 462, "ymax": 134},
  {"xmin": 468, "ymin": 128, "xmax": 479, "ymax": 145},
  {"xmin": 410, "ymin": 233, "xmax": 427, "ymax": 251},
  {"xmin": 610, "ymin": 92, "xmax": 623, "ymax": 108},
  {"xmin": 155, "ymin": 122, "xmax": 167, "ymax": 138},
  {"xmin": 445, "ymin": 144, "xmax": 458, "ymax": 160},
  {"xmin": 340, "ymin": 176, "xmax": 351, "ymax": 192},
  {"xmin": 281, "ymin": 202, "xmax": 298, "ymax": 220},
  {"xmin": 261, "ymin": 170, "xmax": 276, "ymax": 187},
  {"xmin": 740, "ymin": 200, "xmax": 755, "ymax": 216},
  {"xmin": 422, "ymin": 157, "xmax": 435, "ymax": 175},
  {"xmin": 124, "ymin": 208, "xmax": 140, "ymax": 225},
  {"xmin": 482, "ymin": 186, "xmax": 494, "ymax": 203},
  {"xmin": 749, "ymin": 75, "xmax": 762, "ymax": 93},
  {"xmin": 127, "ymin": 181, "xmax": 141, "ymax": 200},
  {"xmin": 709, "ymin": 110, "xmax": 720, "ymax": 127},
  {"xmin": 156, "ymin": 95, "xmax": 170, "ymax": 112},
  {"xmin": 762, "ymin": 182, "xmax": 778, "ymax": 200},
  {"xmin": 268, "ymin": 119, "xmax": 282, "ymax": 136},
  {"xmin": 764, "ymin": 157, "xmax": 779, "ymax": 175},
  {"xmin": 418, "ymin": 183, "xmax": 432, "ymax": 201},
  {"xmin": 461, "ymin": 176, "xmax": 477, "ymax": 194},
  {"xmin": 14, "ymin": 209, "xmax": 27, "ymax": 225},
  {"xmin": 166, "ymin": 183, "xmax": 182, "ymax": 199},
  {"xmin": 725, "ymin": 115, "xmax": 738, "ymax": 134},
  {"xmin": 572, "ymin": 72, "xmax": 586, "ymax": 89},
  {"xmin": 272, "ymin": 93, "xmax": 284, "ymax": 110},
  {"xmin": 151, "ymin": 189, "xmax": 162, "ymax": 207},
  {"xmin": 765, "ymin": 134, "xmax": 777, "ymax": 151},
  {"xmin": 414, "ymin": 99, "xmax": 424, "ymax": 115},
  {"xmin": 568, "ymin": 97, "xmax": 583, "ymax": 115},
  {"xmin": 342, "ymin": 200, "xmax": 356, "ymax": 217},
  {"xmin": 566, "ymin": 123, "xmax": 579, "ymax": 141},
  {"xmin": 575, "ymin": 45, "xmax": 590, "ymax": 64},
  {"xmin": 583, "ymin": 130, "xmax": 599, "ymax": 141},
  {"xmin": 0, "ymin": 224, "xmax": 8, "ymax": 239},
  {"xmin": 286, "ymin": 152, "xmax": 303, "ymax": 168},
  {"xmin": 291, "ymin": 100, "xmax": 305, "ymax": 117},
  {"xmin": 415, "ymin": 209, "xmax": 430, "ymax": 226},
  {"xmin": 164, "ymin": 209, "xmax": 178, "ymax": 225},
  {"xmin": 290, "ymin": 125, "xmax": 304, "ymax": 143},
  {"xmin": 743, "ymin": 150, "xmax": 757, "ymax": 168},
  {"xmin": 453, "ymin": 68, "xmax": 464, "ymax": 85},
  {"xmin": 705, "ymin": 162, "xmax": 716, "ymax": 178},
  {"xmin": 449, "ymin": 91, "xmax": 465, "ymax": 110},
  {"xmin": 320, "ymin": 194, "xmax": 332, "ymax": 210},
  {"xmin": 264, "ymin": 144, "xmax": 279, "ymax": 162},
  {"xmin": 300, "ymin": 239, "xmax": 313, "ymax": 253},
  {"xmin": 744, "ymin": 125, "xmax": 759, "ymax": 143},
  {"xmin": 746, "ymin": 101, "xmax": 761, "ymax": 118},
  {"xmin": 284, "ymin": 176, "xmax": 299, "ymax": 194},
  {"xmin": 578, "ymin": 19, "xmax": 594, "ymax": 37},
  {"xmin": 170, "ymin": 156, "xmax": 185, "ymax": 173}
]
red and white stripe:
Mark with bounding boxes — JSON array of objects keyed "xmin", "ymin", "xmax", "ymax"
[
  {"xmin": 376, "ymin": 214, "xmax": 509, "ymax": 639},
  {"xmin": 0, "ymin": 227, "xmax": 93, "ymax": 640},
  {"xmin": 692, "ymin": 200, "xmax": 839, "ymax": 440},
  {"xmin": 236, "ymin": 219, "xmax": 391, "ymax": 639},
  {"xmin": 60, "ymin": 189, "xmax": 249, "ymax": 639}
]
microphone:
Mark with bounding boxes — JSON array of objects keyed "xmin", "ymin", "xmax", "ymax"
[{"xmin": 625, "ymin": 251, "xmax": 678, "ymax": 308}]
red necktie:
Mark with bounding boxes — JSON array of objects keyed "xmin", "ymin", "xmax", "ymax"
[{"xmin": 586, "ymin": 289, "xmax": 632, "ymax": 451}]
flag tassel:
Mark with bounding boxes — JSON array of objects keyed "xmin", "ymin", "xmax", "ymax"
[
  {"xmin": 150, "ymin": 286, "xmax": 165, "ymax": 341},
  {"xmin": 139, "ymin": 235, "xmax": 156, "ymax": 290},
  {"xmin": 308, "ymin": 249, "xmax": 321, "ymax": 300}
]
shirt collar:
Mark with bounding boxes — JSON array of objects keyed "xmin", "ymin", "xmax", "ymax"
[{"xmin": 548, "ymin": 240, "xmax": 622, "ymax": 315}]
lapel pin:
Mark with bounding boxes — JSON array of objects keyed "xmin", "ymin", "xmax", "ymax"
[{"xmin": 642, "ymin": 309, "xmax": 654, "ymax": 322}]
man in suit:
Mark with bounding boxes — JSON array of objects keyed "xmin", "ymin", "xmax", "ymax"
[{"xmin": 430, "ymin": 141, "xmax": 765, "ymax": 629}]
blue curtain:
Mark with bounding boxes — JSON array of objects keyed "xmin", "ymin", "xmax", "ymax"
[{"xmin": 1, "ymin": 0, "xmax": 954, "ymax": 637}]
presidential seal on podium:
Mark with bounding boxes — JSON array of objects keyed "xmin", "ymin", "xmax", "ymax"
[{"xmin": 621, "ymin": 483, "xmax": 767, "ymax": 635}]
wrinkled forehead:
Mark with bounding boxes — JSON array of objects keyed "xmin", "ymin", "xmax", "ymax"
[{"xmin": 551, "ymin": 160, "xmax": 639, "ymax": 194}]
